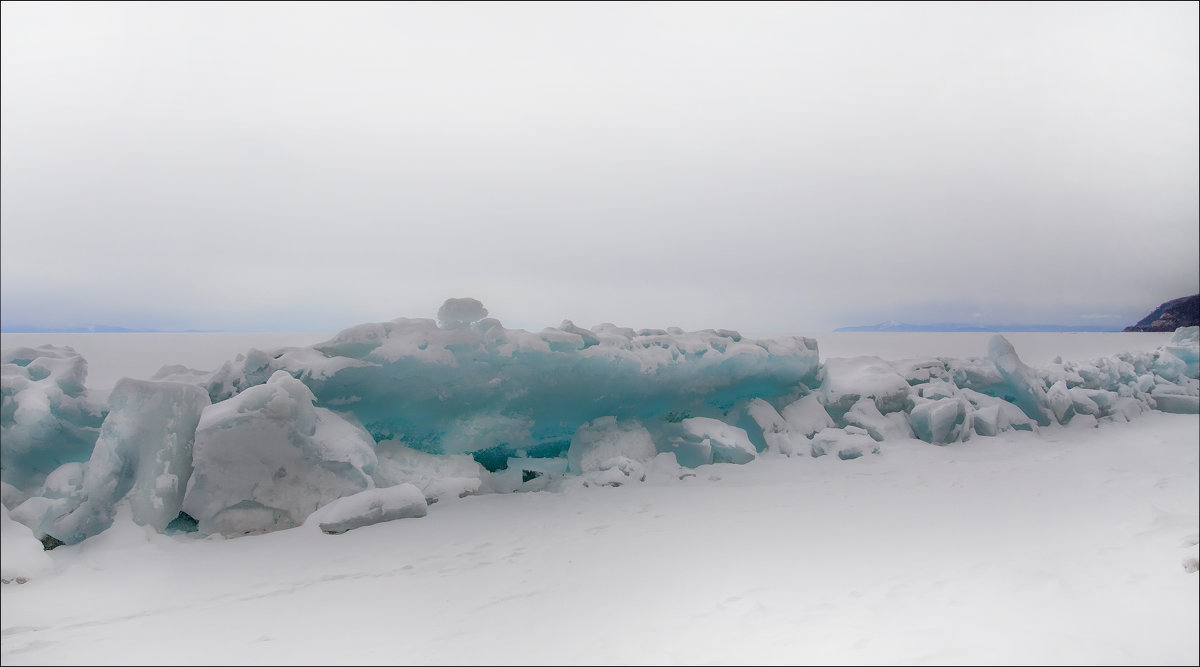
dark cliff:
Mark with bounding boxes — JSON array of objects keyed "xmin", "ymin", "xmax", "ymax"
[{"xmin": 1124, "ymin": 294, "xmax": 1200, "ymax": 332}]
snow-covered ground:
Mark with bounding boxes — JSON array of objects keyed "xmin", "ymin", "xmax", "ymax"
[{"xmin": 2, "ymin": 332, "xmax": 1197, "ymax": 665}]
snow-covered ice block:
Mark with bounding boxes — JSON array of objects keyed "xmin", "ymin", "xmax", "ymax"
[
  {"xmin": 48, "ymin": 379, "xmax": 210, "ymax": 544},
  {"xmin": 677, "ymin": 417, "xmax": 756, "ymax": 465},
  {"xmin": 567, "ymin": 416, "xmax": 657, "ymax": 473},
  {"xmin": 642, "ymin": 452, "xmax": 685, "ymax": 483},
  {"xmin": 894, "ymin": 358, "xmax": 948, "ymax": 385},
  {"xmin": 306, "ymin": 483, "xmax": 427, "ymax": 534},
  {"xmin": 819, "ymin": 356, "xmax": 911, "ymax": 417},
  {"xmin": 183, "ymin": 371, "xmax": 378, "ymax": 537},
  {"xmin": 781, "ymin": 393, "xmax": 834, "ymax": 438},
  {"xmin": 437, "ymin": 297, "xmax": 489, "ymax": 329},
  {"xmin": 1160, "ymin": 326, "xmax": 1198, "ymax": 379},
  {"xmin": 945, "ymin": 356, "xmax": 1006, "ymax": 393},
  {"xmin": 1152, "ymin": 350, "xmax": 1188, "ymax": 383},
  {"xmin": 579, "ymin": 456, "xmax": 647, "ymax": 487},
  {"xmin": 1067, "ymin": 386, "xmax": 1101, "ymax": 416},
  {"xmin": 810, "ymin": 427, "xmax": 877, "ymax": 459},
  {"xmin": 916, "ymin": 380, "xmax": 959, "ymax": 400},
  {"xmin": 737, "ymin": 398, "xmax": 797, "ymax": 455},
  {"xmin": 8, "ymin": 461, "xmax": 86, "ymax": 539},
  {"xmin": 1, "ymin": 506, "xmax": 53, "ymax": 583},
  {"xmin": 844, "ymin": 397, "xmax": 914, "ymax": 441},
  {"xmin": 1074, "ymin": 357, "xmax": 1138, "ymax": 390},
  {"xmin": 910, "ymin": 397, "xmax": 968, "ymax": 444},
  {"xmin": 1, "ymin": 345, "xmax": 104, "ymax": 493},
  {"xmin": 1151, "ymin": 384, "xmax": 1200, "ymax": 414},
  {"xmin": 1045, "ymin": 380, "xmax": 1077, "ymax": 425},
  {"xmin": 957, "ymin": 390, "xmax": 1038, "ymax": 436},
  {"xmin": 374, "ymin": 440, "xmax": 485, "ymax": 503}
]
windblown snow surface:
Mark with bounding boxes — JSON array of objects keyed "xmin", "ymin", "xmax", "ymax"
[{"xmin": 2, "ymin": 301, "xmax": 1197, "ymax": 665}]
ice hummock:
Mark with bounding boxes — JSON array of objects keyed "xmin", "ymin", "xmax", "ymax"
[
  {"xmin": 47, "ymin": 379, "xmax": 210, "ymax": 544},
  {"xmin": 181, "ymin": 371, "xmax": 378, "ymax": 537},
  {"xmin": 2, "ymin": 303, "xmax": 1197, "ymax": 545},
  {"xmin": 1, "ymin": 345, "xmax": 104, "ymax": 494}
]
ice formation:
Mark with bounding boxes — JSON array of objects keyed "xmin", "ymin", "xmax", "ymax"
[
  {"xmin": 304, "ymin": 483, "xmax": 427, "ymax": 535},
  {"xmin": 567, "ymin": 416, "xmax": 658, "ymax": 474},
  {"xmin": 182, "ymin": 371, "xmax": 378, "ymax": 537},
  {"xmin": 1, "ymin": 345, "xmax": 104, "ymax": 494},
  {"xmin": 47, "ymin": 379, "xmax": 210, "ymax": 543},
  {"xmin": 2, "ymin": 300, "xmax": 1197, "ymax": 548}
]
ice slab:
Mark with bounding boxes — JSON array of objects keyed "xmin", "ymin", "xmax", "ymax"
[
  {"xmin": 305, "ymin": 483, "xmax": 427, "ymax": 535},
  {"xmin": 182, "ymin": 371, "xmax": 378, "ymax": 537}
]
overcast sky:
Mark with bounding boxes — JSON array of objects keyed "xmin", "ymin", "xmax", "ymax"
[{"xmin": 2, "ymin": 1, "xmax": 1197, "ymax": 333}]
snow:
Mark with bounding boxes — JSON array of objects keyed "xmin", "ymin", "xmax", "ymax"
[
  {"xmin": 1, "ymin": 312, "xmax": 1197, "ymax": 664},
  {"xmin": 0, "ymin": 506, "xmax": 53, "ymax": 583},
  {"xmin": 1, "ymin": 412, "xmax": 1195, "ymax": 665}
]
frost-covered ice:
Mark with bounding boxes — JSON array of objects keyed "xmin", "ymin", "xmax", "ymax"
[
  {"xmin": 566, "ymin": 416, "xmax": 658, "ymax": 473},
  {"xmin": 0, "ymin": 345, "xmax": 103, "ymax": 494},
  {"xmin": 46, "ymin": 379, "xmax": 209, "ymax": 543},
  {"xmin": 303, "ymin": 483, "xmax": 427, "ymax": 535},
  {"xmin": 182, "ymin": 371, "xmax": 378, "ymax": 537},
  {"xmin": 1, "ymin": 303, "xmax": 1197, "ymax": 664},
  {"xmin": 2, "ymin": 303, "xmax": 1196, "ymax": 546}
]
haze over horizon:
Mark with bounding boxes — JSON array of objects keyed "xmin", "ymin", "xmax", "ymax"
[{"xmin": 2, "ymin": 2, "xmax": 1197, "ymax": 334}]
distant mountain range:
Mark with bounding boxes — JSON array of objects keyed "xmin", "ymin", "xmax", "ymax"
[
  {"xmin": 834, "ymin": 321, "xmax": 1123, "ymax": 333},
  {"xmin": 841, "ymin": 294, "xmax": 1200, "ymax": 333},
  {"xmin": 1123, "ymin": 294, "xmax": 1200, "ymax": 332}
]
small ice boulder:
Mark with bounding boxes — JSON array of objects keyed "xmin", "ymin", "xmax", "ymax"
[
  {"xmin": 579, "ymin": 456, "xmax": 647, "ymax": 487},
  {"xmin": 780, "ymin": 393, "xmax": 835, "ymax": 438},
  {"xmin": 738, "ymin": 398, "xmax": 797, "ymax": 455},
  {"xmin": 844, "ymin": 397, "xmax": 914, "ymax": 441},
  {"xmin": 819, "ymin": 356, "xmax": 911, "ymax": 417},
  {"xmin": 810, "ymin": 427, "xmax": 877, "ymax": 459},
  {"xmin": 437, "ymin": 297, "xmax": 489, "ymax": 329},
  {"xmin": 306, "ymin": 483, "xmax": 427, "ymax": 535},
  {"xmin": 8, "ymin": 462, "xmax": 86, "ymax": 539},
  {"xmin": 1045, "ymin": 380, "xmax": 1077, "ymax": 425},
  {"xmin": 910, "ymin": 397, "xmax": 968, "ymax": 444}
]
